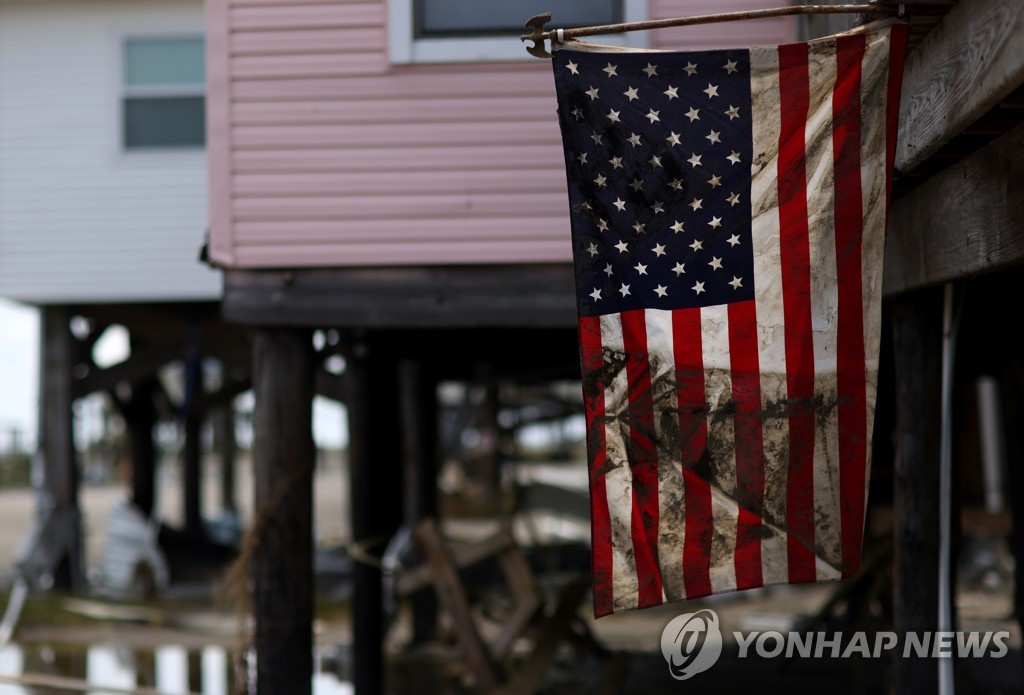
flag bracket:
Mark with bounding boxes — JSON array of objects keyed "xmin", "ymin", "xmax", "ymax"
[{"xmin": 522, "ymin": 4, "xmax": 911, "ymax": 58}]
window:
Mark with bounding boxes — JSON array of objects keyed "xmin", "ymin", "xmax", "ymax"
[
  {"xmin": 389, "ymin": 0, "xmax": 647, "ymax": 64},
  {"xmin": 122, "ymin": 37, "xmax": 205, "ymax": 149}
]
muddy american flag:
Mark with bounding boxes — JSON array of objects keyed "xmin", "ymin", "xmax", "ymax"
[{"xmin": 551, "ymin": 21, "xmax": 909, "ymax": 616}]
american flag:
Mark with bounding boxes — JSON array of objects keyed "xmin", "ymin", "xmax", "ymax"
[{"xmin": 551, "ymin": 21, "xmax": 909, "ymax": 616}]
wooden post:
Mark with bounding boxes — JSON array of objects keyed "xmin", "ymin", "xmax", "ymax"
[
  {"xmin": 213, "ymin": 406, "xmax": 237, "ymax": 514},
  {"xmin": 252, "ymin": 328, "xmax": 315, "ymax": 695},
  {"xmin": 398, "ymin": 360, "xmax": 439, "ymax": 643},
  {"xmin": 891, "ymin": 289, "xmax": 944, "ymax": 694},
  {"xmin": 347, "ymin": 338, "xmax": 404, "ymax": 695},
  {"xmin": 37, "ymin": 305, "xmax": 83, "ymax": 589},
  {"xmin": 126, "ymin": 378, "xmax": 158, "ymax": 517},
  {"xmin": 183, "ymin": 412, "xmax": 203, "ymax": 537}
]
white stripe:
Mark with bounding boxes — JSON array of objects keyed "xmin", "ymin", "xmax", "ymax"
[
  {"xmin": 859, "ymin": 28, "xmax": 893, "ymax": 503},
  {"xmin": 700, "ymin": 303, "xmax": 738, "ymax": 594},
  {"xmin": 748, "ymin": 45, "xmax": 791, "ymax": 586},
  {"xmin": 600, "ymin": 314, "xmax": 639, "ymax": 611},
  {"xmin": 646, "ymin": 308, "xmax": 687, "ymax": 601},
  {"xmin": 806, "ymin": 39, "xmax": 843, "ymax": 580}
]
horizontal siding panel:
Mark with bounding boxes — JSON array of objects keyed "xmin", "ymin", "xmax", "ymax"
[
  {"xmin": 231, "ymin": 143, "xmax": 563, "ymax": 173},
  {"xmin": 232, "ymin": 239, "xmax": 574, "ymax": 266},
  {"xmin": 230, "ymin": 27, "xmax": 386, "ymax": 55},
  {"xmin": 231, "ymin": 68, "xmax": 552, "ymax": 101},
  {"xmin": 231, "ymin": 0, "xmax": 343, "ymax": 6},
  {"xmin": 232, "ymin": 168, "xmax": 565, "ymax": 196},
  {"xmin": 231, "ymin": 95, "xmax": 556, "ymax": 125},
  {"xmin": 232, "ymin": 191, "xmax": 568, "ymax": 220},
  {"xmin": 235, "ymin": 216, "xmax": 567, "ymax": 243},
  {"xmin": 233, "ymin": 120, "xmax": 559, "ymax": 148},
  {"xmin": 230, "ymin": 52, "xmax": 386, "ymax": 78},
  {"xmin": 229, "ymin": 3, "xmax": 383, "ymax": 31}
]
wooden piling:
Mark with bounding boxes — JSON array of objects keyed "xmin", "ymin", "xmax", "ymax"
[
  {"xmin": 252, "ymin": 328, "xmax": 315, "ymax": 695},
  {"xmin": 126, "ymin": 378, "xmax": 158, "ymax": 517}
]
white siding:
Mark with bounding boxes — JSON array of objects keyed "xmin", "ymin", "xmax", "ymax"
[{"xmin": 0, "ymin": 0, "xmax": 219, "ymax": 303}]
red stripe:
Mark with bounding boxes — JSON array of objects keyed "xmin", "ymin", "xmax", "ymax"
[
  {"xmin": 579, "ymin": 315, "xmax": 614, "ymax": 617},
  {"xmin": 728, "ymin": 300, "xmax": 765, "ymax": 589},
  {"xmin": 884, "ymin": 24, "xmax": 910, "ymax": 226},
  {"xmin": 621, "ymin": 310, "xmax": 663, "ymax": 608},
  {"xmin": 777, "ymin": 42, "xmax": 817, "ymax": 583},
  {"xmin": 833, "ymin": 34, "xmax": 868, "ymax": 576},
  {"xmin": 672, "ymin": 308, "xmax": 712, "ymax": 598}
]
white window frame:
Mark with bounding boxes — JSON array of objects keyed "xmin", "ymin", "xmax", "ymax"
[
  {"xmin": 121, "ymin": 34, "xmax": 206, "ymax": 151},
  {"xmin": 388, "ymin": 0, "xmax": 648, "ymax": 64}
]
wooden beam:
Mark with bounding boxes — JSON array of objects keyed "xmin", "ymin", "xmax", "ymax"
[
  {"xmin": 884, "ymin": 120, "xmax": 1024, "ymax": 295},
  {"xmin": 896, "ymin": 0, "xmax": 1024, "ymax": 173},
  {"xmin": 73, "ymin": 341, "xmax": 184, "ymax": 399}
]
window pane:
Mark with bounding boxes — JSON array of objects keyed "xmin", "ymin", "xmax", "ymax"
[
  {"xmin": 124, "ymin": 96, "xmax": 205, "ymax": 148},
  {"xmin": 417, "ymin": 0, "xmax": 618, "ymax": 37},
  {"xmin": 125, "ymin": 38, "xmax": 205, "ymax": 87}
]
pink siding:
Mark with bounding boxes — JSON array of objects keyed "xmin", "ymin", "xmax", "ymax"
[{"xmin": 206, "ymin": 0, "xmax": 796, "ymax": 269}]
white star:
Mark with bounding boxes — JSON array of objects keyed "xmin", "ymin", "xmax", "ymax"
[
  {"xmin": 692, "ymin": 281, "xmax": 706, "ymax": 295},
  {"xmin": 609, "ymin": 156, "xmax": 623, "ymax": 169},
  {"xmin": 654, "ymin": 285, "xmax": 668, "ymax": 297},
  {"xmin": 727, "ymin": 234, "xmax": 741, "ymax": 247},
  {"xmin": 634, "ymin": 262, "xmax": 648, "ymax": 275},
  {"xmin": 703, "ymin": 83, "xmax": 719, "ymax": 98},
  {"xmin": 708, "ymin": 216, "xmax": 722, "ymax": 229},
  {"xmin": 672, "ymin": 262, "xmax": 686, "ymax": 276},
  {"xmin": 624, "ymin": 86, "xmax": 639, "ymax": 101},
  {"xmin": 706, "ymin": 130, "xmax": 721, "ymax": 145},
  {"xmin": 727, "ymin": 192, "xmax": 741, "ymax": 206},
  {"xmin": 689, "ymin": 239, "xmax": 703, "ymax": 252},
  {"xmin": 566, "ymin": 61, "xmax": 579, "ymax": 75},
  {"xmin": 683, "ymin": 62, "xmax": 698, "ymax": 76},
  {"xmin": 646, "ymin": 109, "xmax": 660, "ymax": 124},
  {"xmin": 632, "ymin": 221, "xmax": 646, "ymax": 234},
  {"xmin": 576, "ymin": 152, "xmax": 587, "ymax": 164},
  {"xmin": 664, "ymin": 86, "xmax": 679, "ymax": 100},
  {"xmin": 579, "ymin": 201, "xmax": 592, "ymax": 211},
  {"xmin": 666, "ymin": 132, "xmax": 681, "ymax": 147},
  {"xmin": 629, "ymin": 178, "xmax": 643, "ymax": 192},
  {"xmin": 586, "ymin": 86, "xmax": 599, "ymax": 100},
  {"xmin": 685, "ymin": 107, "xmax": 700, "ymax": 122},
  {"xmin": 687, "ymin": 153, "xmax": 703, "ymax": 168},
  {"xmin": 628, "ymin": 132, "xmax": 642, "ymax": 147},
  {"xmin": 619, "ymin": 283, "xmax": 631, "ymax": 297},
  {"xmin": 670, "ymin": 220, "xmax": 685, "ymax": 234},
  {"xmin": 649, "ymin": 155, "xmax": 662, "ymax": 168},
  {"xmin": 590, "ymin": 131, "xmax": 603, "ymax": 145},
  {"xmin": 650, "ymin": 201, "xmax": 664, "ymax": 214},
  {"xmin": 613, "ymin": 198, "xmax": 627, "ymax": 211},
  {"xmin": 603, "ymin": 263, "xmax": 614, "ymax": 276},
  {"xmin": 587, "ymin": 242, "xmax": 599, "ymax": 257},
  {"xmin": 729, "ymin": 276, "xmax": 743, "ymax": 290},
  {"xmin": 571, "ymin": 107, "xmax": 583, "ymax": 120},
  {"xmin": 615, "ymin": 240, "xmax": 629, "ymax": 253},
  {"xmin": 593, "ymin": 174, "xmax": 607, "ymax": 187},
  {"xmin": 727, "ymin": 150, "xmax": 742, "ymax": 165},
  {"xmin": 669, "ymin": 179, "xmax": 684, "ymax": 191},
  {"xmin": 689, "ymin": 197, "xmax": 703, "ymax": 211},
  {"xmin": 709, "ymin": 256, "xmax": 723, "ymax": 270},
  {"xmin": 603, "ymin": 62, "xmax": 618, "ymax": 77},
  {"xmin": 724, "ymin": 59, "xmax": 738, "ymax": 74},
  {"xmin": 596, "ymin": 218, "xmax": 609, "ymax": 231},
  {"xmin": 652, "ymin": 243, "xmax": 666, "ymax": 257},
  {"xmin": 607, "ymin": 109, "xmax": 621, "ymax": 123},
  {"xmin": 707, "ymin": 175, "xmax": 722, "ymax": 188},
  {"xmin": 643, "ymin": 63, "xmax": 658, "ymax": 77},
  {"xmin": 590, "ymin": 287, "xmax": 602, "ymax": 301},
  {"xmin": 726, "ymin": 105, "xmax": 740, "ymax": 120}
]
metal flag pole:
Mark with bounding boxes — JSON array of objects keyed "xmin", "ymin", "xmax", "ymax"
[{"xmin": 522, "ymin": 3, "xmax": 912, "ymax": 57}]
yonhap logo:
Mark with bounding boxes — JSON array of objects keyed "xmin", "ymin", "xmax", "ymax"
[{"xmin": 660, "ymin": 609, "xmax": 723, "ymax": 680}]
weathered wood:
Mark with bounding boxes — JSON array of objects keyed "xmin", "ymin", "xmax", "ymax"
[
  {"xmin": 891, "ymin": 289, "xmax": 943, "ymax": 694},
  {"xmin": 126, "ymin": 379, "xmax": 158, "ymax": 517},
  {"xmin": 896, "ymin": 0, "xmax": 1024, "ymax": 173},
  {"xmin": 72, "ymin": 341, "xmax": 184, "ymax": 399},
  {"xmin": 252, "ymin": 328, "xmax": 315, "ymax": 695},
  {"xmin": 413, "ymin": 519, "xmax": 501, "ymax": 689},
  {"xmin": 884, "ymin": 120, "xmax": 1024, "ymax": 295},
  {"xmin": 212, "ymin": 406, "xmax": 237, "ymax": 514},
  {"xmin": 222, "ymin": 265, "xmax": 577, "ymax": 328},
  {"xmin": 183, "ymin": 412, "xmax": 203, "ymax": 538},
  {"xmin": 395, "ymin": 530, "xmax": 517, "ymax": 597}
]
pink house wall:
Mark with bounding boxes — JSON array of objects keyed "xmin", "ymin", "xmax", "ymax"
[{"xmin": 205, "ymin": 0, "xmax": 795, "ymax": 269}]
